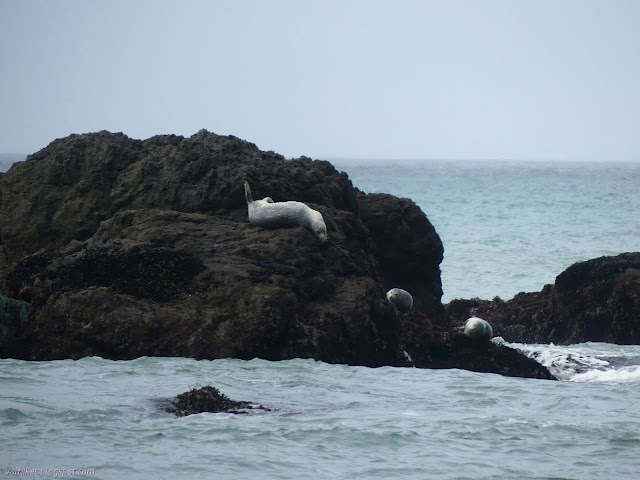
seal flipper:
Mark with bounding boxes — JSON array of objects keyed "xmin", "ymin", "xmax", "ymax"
[{"xmin": 244, "ymin": 180, "xmax": 253, "ymax": 204}]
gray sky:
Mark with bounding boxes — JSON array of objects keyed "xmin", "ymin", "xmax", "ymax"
[{"xmin": 1, "ymin": 0, "xmax": 640, "ymax": 161}]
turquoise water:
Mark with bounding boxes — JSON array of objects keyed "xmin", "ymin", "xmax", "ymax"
[
  {"xmin": 333, "ymin": 160, "xmax": 640, "ymax": 302},
  {"xmin": 2, "ymin": 160, "xmax": 640, "ymax": 479}
]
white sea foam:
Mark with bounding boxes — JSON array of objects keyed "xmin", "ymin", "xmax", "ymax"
[
  {"xmin": 494, "ymin": 338, "xmax": 640, "ymax": 383},
  {"xmin": 570, "ymin": 366, "xmax": 640, "ymax": 383}
]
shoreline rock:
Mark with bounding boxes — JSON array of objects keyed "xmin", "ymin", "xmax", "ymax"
[
  {"xmin": 399, "ymin": 313, "xmax": 555, "ymax": 380},
  {"xmin": 0, "ymin": 130, "xmax": 555, "ymax": 380},
  {"xmin": 446, "ymin": 253, "xmax": 640, "ymax": 345}
]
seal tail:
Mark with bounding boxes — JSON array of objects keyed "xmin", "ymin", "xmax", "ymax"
[{"xmin": 244, "ymin": 180, "xmax": 253, "ymax": 204}]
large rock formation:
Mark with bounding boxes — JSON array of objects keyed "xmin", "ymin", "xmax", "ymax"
[
  {"xmin": 446, "ymin": 253, "xmax": 640, "ymax": 345},
  {"xmin": 359, "ymin": 194, "xmax": 443, "ymax": 318},
  {"xmin": 2, "ymin": 208, "xmax": 404, "ymax": 364},
  {"xmin": 0, "ymin": 130, "xmax": 359, "ymax": 269},
  {"xmin": 0, "ymin": 130, "xmax": 553, "ymax": 379}
]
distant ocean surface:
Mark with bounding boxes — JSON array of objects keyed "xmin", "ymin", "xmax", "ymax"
[
  {"xmin": 332, "ymin": 159, "xmax": 640, "ymax": 302},
  {"xmin": 2, "ymin": 158, "xmax": 640, "ymax": 479}
]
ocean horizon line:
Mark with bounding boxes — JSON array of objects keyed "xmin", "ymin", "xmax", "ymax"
[
  {"xmin": 324, "ymin": 156, "xmax": 640, "ymax": 165},
  {"xmin": 2, "ymin": 152, "xmax": 639, "ymax": 166}
]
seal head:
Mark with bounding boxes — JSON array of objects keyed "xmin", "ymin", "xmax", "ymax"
[{"xmin": 386, "ymin": 288, "xmax": 413, "ymax": 312}]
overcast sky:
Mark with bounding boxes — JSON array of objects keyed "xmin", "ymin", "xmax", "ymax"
[{"xmin": 1, "ymin": 0, "xmax": 639, "ymax": 161}]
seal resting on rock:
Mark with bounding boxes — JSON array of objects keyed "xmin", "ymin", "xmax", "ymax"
[
  {"xmin": 386, "ymin": 288, "xmax": 413, "ymax": 312},
  {"xmin": 464, "ymin": 317, "xmax": 493, "ymax": 341},
  {"xmin": 244, "ymin": 181, "xmax": 328, "ymax": 243}
]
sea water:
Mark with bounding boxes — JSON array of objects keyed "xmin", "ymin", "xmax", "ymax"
[
  {"xmin": 333, "ymin": 159, "xmax": 640, "ymax": 302},
  {"xmin": 2, "ymin": 160, "xmax": 640, "ymax": 479},
  {"xmin": 1, "ymin": 351, "xmax": 640, "ymax": 480}
]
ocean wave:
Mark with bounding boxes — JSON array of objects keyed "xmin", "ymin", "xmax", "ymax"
[
  {"xmin": 570, "ymin": 366, "xmax": 640, "ymax": 383},
  {"xmin": 495, "ymin": 339, "xmax": 640, "ymax": 383},
  {"xmin": 0, "ymin": 407, "xmax": 30, "ymax": 423}
]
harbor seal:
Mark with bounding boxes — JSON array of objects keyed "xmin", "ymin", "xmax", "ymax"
[
  {"xmin": 464, "ymin": 317, "xmax": 493, "ymax": 341},
  {"xmin": 386, "ymin": 288, "xmax": 413, "ymax": 312},
  {"xmin": 244, "ymin": 181, "xmax": 328, "ymax": 242}
]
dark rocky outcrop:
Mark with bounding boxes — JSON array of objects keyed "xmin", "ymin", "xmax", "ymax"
[
  {"xmin": 166, "ymin": 386, "xmax": 268, "ymax": 416},
  {"xmin": 0, "ymin": 130, "xmax": 554, "ymax": 379},
  {"xmin": 400, "ymin": 313, "xmax": 555, "ymax": 379},
  {"xmin": 446, "ymin": 253, "xmax": 640, "ymax": 345},
  {"xmin": 0, "ymin": 130, "xmax": 358, "ymax": 270},
  {"xmin": 359, "ymin": 194, "xmax": 443, "ymax": 318},
  {"xmin": 0, "ymin": 296, "xmax": 29, "ymax": 336},
  {"xmin": 0, "ymin": 207, "xmax": 404, "ymax": 365}
]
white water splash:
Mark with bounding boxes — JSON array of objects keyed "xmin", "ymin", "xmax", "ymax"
[{"xmin": 494, "ymin": 338, "xmax": 640, "ymax": 383}]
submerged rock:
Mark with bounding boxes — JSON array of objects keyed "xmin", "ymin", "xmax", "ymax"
[
  {"xmin": 167, "ymin": 386, "xmax": 267, "ymax": 416},
  {"xmin": 446, "ymin": 253, "xmax": 640, "ymax": 345}
]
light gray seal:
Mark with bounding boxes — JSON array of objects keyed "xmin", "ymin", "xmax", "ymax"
[
  {"xmin": 386, "ymin": 288, "xmax": 413, "ymax": 312},
  {"xmin": 244, "ymin": 180, "xmax": 328, "ymax": 242},
  {"xmin": 464, "ymin": 317, "xmax": 493, "ymax": 341}
]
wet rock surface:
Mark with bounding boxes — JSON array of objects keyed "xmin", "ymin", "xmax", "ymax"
[
  {"xmin": 446, "ymin": 253, "xmax": 640, "ymax": 345},
  {"xmin": 400, "ymin": 313, "xmax": 556, "ymax": 380},
  {"xmin": 166, "ymin": 386, "xmax": 268, "ymax": 416},
  {"xmin": 0, "ymin": 130, "xmax": 555, "ymax": 379},
  {"xmin": 359, "ymin": 194, "xmax": 443, "ymax": 318},
  {"xmin": 0, "ymin": 130, "xmax": 357, "ymax": 270},
  {"xmin": 0, "ymin": 296, "xmax": 29, "ymax": 336}
]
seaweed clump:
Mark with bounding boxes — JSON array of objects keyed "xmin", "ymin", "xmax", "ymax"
[{"xmin": 168, "ymin": 386, "xmax": 267, "ymax": 416}]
